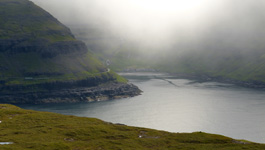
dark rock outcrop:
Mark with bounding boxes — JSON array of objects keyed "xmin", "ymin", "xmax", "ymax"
[
  {"xmin": 0, "ymin": 83, "xmax": 142, "ymax": 104},
  {"xmin": 0, "ymin": 73, "xmax": 116, "ymax": 92},
  {"xmin": 0, "ymin": 39, "xmax": 87, "ymax": 58}
]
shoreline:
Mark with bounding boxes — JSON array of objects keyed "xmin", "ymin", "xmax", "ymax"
[
  {"xmin": 170, "ymin": 73, "xmax": 265, "ymax": 89},
  {"xmin": 0, "ymin": 82, "xmax": 142, "ymax": 104},
  {"xmin": 119, "ymin": 71, "xmax": 265, "ymax": 89}
]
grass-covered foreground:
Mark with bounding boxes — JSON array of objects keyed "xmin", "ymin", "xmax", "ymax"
[{"xmin": 0, "ymin": 104, "xmax": 264, "ymax": 150}]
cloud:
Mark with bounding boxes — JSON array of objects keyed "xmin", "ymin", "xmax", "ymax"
[{"xmin": 31, "ymin": 0, "xmax": 265, "ymax": 53}]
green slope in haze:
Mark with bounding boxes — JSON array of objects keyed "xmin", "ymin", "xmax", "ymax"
[
  {"xmin": 71, "ymin": 25, "xmax": 265, "ymax": 87},
  {"xmin": 155, "ymin": 49, "xmax": 265, "ymax": 85}
]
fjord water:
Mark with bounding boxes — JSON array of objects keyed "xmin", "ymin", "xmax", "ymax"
[{"xmin": 18, "ymin": 72, "xmax": 265, "ymax": 143}]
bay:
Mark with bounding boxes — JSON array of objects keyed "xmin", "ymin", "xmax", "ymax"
[{"xmin": 18, "ymin": 72, "xmax": 265, "ymax": 143}]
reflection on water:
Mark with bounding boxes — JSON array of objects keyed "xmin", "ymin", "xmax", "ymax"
[{"xmin": 18, "ymin": 72, "xmax": 265, "ymax": 143}]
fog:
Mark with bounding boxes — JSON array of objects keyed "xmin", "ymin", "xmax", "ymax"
[{"xmin": 31, "ymin": 0, "xmax": 265, "ymax": 53}]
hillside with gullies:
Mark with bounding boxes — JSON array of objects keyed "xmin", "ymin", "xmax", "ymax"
[
  {"xmin": 0, "ymin": 104, "xmax": 265, "ymax": 150},
  {"xmin": 0, "ymin": 0, "xmax": 141, "ymax": 104}
]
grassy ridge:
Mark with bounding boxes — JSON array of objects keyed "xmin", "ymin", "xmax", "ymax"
[
  {"xmin": 0, "ymin": 0, "xmax": 75, "ymax": 42},
  {"xmin": 0, "ymin": 104, "xmax": 264, "ymax": 150}
]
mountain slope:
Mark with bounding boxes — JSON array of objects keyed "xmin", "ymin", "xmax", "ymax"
[
  {"xmin": 154, "ymin": 48, "xmax": 265, "ymax": 88},
  {"xmin": 0, "ymin": 0, "xmax": 103, "ymax": 80},
  {"xmin": 0, "ymin": 104, "xmax": 264, "ymax": 150},
  {"xmin": 0, "ymin": 0, "xmax": 140, "ymax": 103}
]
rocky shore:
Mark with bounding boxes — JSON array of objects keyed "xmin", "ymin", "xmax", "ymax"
[{"xmin": 0, "ymin": 82, "xmax": 142, "ymax": 104}]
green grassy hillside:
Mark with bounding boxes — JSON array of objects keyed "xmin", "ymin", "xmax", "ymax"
[
  {"xmin": 0, "ymin": 0, "xmax": 74, "ymax": 41},
  {"xmin": 0, "ymin": 0, "xmax": 127, "ymax": 93},
  {"xmin": 0, "ymin": 104, "xmax": 264, "ymax": 150}
]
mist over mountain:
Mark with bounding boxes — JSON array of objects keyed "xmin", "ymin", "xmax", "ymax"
[
  {"xmin": 31, "ymin": 0, "xmax": 265, "ymax": 50},
  {"xmin": 1, "ymin": 1, "xmax": 265, "ymax": 147},
  {"xmin": 31, "ymin": 0, "xmax": 265, "ymax": 85}
]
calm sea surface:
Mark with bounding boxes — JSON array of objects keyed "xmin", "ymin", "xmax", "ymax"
[{"xmin": 18, "ymin": 72, "xmax": 265, "ymax": 143}]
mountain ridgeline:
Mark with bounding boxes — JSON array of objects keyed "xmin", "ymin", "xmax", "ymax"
[{"xmin": 0, "ymin": 0, "xmax": 141, "ymax": 104}]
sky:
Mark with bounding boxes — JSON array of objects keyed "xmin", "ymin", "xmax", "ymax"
[
  {"xmin": 31, "ymin": 0, "xmax": 265, "ymax": 53},
  {"xmin": 31, "ymin": 0, "xmax": 218, "ymax": 36}
]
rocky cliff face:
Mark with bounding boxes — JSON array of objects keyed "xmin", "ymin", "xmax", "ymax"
[
  {"xmin": 0, "ymin": 39, "xmax": 87, "ymax": 57},
  {"xmin": 0, "ymin": 0, "xmax": 141, "ymax": 104},
  {"xmin": 0, "ymin": 83, "xmax": 141, "ymax": 104}
]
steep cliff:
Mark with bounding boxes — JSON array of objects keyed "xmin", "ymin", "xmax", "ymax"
[{"xmin": 0, "ymin": 0, "xmax": 141, "ymax": 103}]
